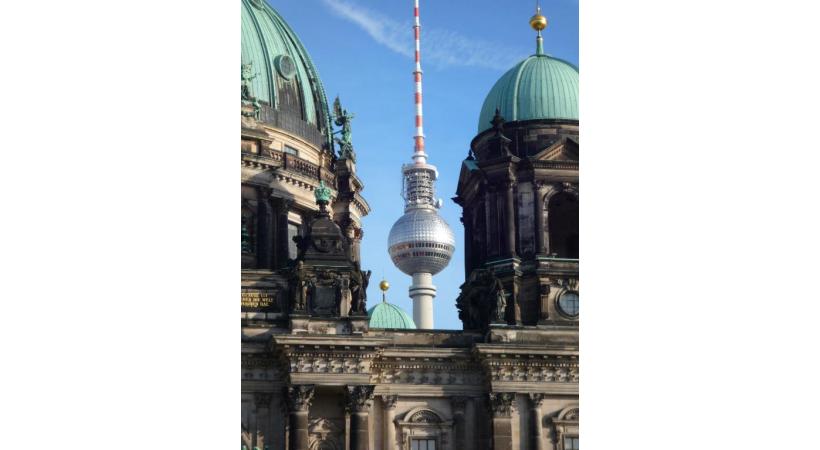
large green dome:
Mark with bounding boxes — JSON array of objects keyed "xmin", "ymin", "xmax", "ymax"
[
  {"xmin": 367, "ymin": 301, "xmax": 416, "ymax": 330},
  {"xmin": 241, "ymin": 0, "xmax": 331, "ymax": 137},
  {"xmin": 477, "ymin": 54, "xmax": 579, "ymax": 133}
]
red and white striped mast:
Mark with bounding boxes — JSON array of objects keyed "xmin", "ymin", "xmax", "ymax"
[
  {"xmin": 387, "ymin": 0, "xmax": 455, "ymax": 330},
  {"xmin": 412, "ymin": 0, "xmax": 427, "ymax": 165}
]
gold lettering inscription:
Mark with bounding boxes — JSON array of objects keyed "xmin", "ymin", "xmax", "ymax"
[{"xmin": 241, "ymin": 289, "xmax": 277, "ymax": 309}]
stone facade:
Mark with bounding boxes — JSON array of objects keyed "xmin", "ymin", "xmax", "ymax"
[
  {"xmin": 241, "ymin": 109, "xmax": 580, "ymax": 448},
  {"xmin": 240, "ymin": 2, "xmax": 578, "ymax": 448}
]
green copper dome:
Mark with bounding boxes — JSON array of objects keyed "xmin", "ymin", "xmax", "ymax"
[
  {"xmin": 477, "ymin": 53, "xmax": 578, "ymax": 133},
  {"xmin": 367, "ymin": 301, "xmax": 416, "ymax": 330},
  {"xmin": 241, "ymin": 0, "xmax": 332, "ymax": 135}
]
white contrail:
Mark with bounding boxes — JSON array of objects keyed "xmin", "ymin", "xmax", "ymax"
[{"xmin": 321, "ymin": 0, "xmax": 526, "ymax": 70}]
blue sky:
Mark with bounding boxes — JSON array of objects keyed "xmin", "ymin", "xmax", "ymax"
[{"xmin": 273, "ymin": 0, "xmax": 579, "ymax": 329}]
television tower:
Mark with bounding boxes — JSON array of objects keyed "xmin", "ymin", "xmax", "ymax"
[{"xmin": 387, "ymin": 0, "xmax": 455, "ymax": 329}]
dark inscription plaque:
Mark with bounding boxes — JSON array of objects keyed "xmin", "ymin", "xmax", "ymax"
[{"xmin": 311, "ymin": 286, "xmax": 337, "ymax": 316}]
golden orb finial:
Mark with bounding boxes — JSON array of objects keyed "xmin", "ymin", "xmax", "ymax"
[
  {"xmin": 379, "ymin": 279, "xmax": 390, "ymax": 292},
  {"xmin": 530, "ymin": 8, "xmax": 548, "ymax": 32}
]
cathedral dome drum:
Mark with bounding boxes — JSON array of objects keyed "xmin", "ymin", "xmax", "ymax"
[{"xmin": 241, "ymin": 0, "xmax": 332, "ymax": 148}]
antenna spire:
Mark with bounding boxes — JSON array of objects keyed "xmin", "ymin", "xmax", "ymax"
[{"xmin": 412, "ymin": 0, "xmax": 427, "ymax": 165}]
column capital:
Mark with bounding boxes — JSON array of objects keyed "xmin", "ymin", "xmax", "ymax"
[
  {"xmin": 488, "ymin": 392, "xmax": 516, "ymax": 418},
  {"xmin": 286, "ymin": 384, "xmax": 315, "ymax": 412},
  {"xmin": 254, "ymin": 392, "xmax": 273, "ymax": 408},
  {"xmin": 528, "ymin": 393, "xmax": 547, "ymax": 409},
  {"xmin": 345, "ymin": 385, "xmax": 375, "ymax": 412},
  {"xmin": 451, "ymin": 396, "xmax": 468, "ymax": 412},
  {"xmin": 381, "ymin": 394, "xmax": 398, "ymax": 410}
]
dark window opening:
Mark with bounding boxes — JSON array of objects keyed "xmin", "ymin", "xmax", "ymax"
[{"xmin": 548, "ymin": 192, "xmax": 579, "ymax": 258}]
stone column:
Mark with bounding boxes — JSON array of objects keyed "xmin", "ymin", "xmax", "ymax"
[
  {"xmin": 269, "ymin": 198, "xmax": 289, "ymax": 268},
  {"xmin": 286, "ymin": 385, "xmax": 315, "ymax": 450},
  {"xmin": 529, "ymin": 394, "xmax": 546, "ymax": 450},
  {"xmin": 464, "ymin": 396, "xmax": 477, "ymax": 450},
  {"xmin": 534, "ymin": 183, "xmax": 548, "ymax": 255},
  {"xmin": 346, "ymin": 385, "xmax": 374, "ymax": 450},
  {"xmin": 451, "ymin": 396, "xmax": 467, "ymax": 450},
  {"xmin": 257, "ymin": 188, "xmax": 271, "ymax": 268},
  {"xmin": 255, "ymin": 393, "xmax": 272, "ymax": 450},
  {"xmin": 505, "ymin": 181, "xmax": 517, "ymax": 257},
  {"xmin": 461, "ymin": 211, "xmax": 473, "ymax": 277},
  {"xmin": 382, "ymin": 395, "xmax": 398, "ymax": 450},
  {"xmin": 486, "ymin": 186, "xmax": 499, "ymax": 257},
  {"xmin": 489, "ymin": 393, "xmax": 516, "ymax": 450}
]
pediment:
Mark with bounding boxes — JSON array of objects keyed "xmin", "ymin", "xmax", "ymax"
[{"xmin": 533, "ymin": 137, "xmax": 578, "ymax": 161}]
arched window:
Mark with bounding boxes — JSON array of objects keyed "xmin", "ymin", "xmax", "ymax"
[{"xmin": 547, "ymin": 192, "xmax": 579, "ymax": 259}]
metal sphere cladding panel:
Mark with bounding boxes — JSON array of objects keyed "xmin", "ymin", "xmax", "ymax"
[{"xmin": 388, "ymin": 209, "xmax": 455, "ymax": 276}]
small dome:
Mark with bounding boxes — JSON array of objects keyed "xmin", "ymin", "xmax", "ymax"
[
  {"xmin": 367, "ymin": 302, "xmax": 416, "ymax": 329},
  {"xmin": 477, "ymin": 54, "xmax": 578, "ymax": 133}
]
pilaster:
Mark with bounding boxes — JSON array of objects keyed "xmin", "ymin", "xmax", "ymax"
[{"xmin": 489, "ymin": 392, "xmax": 516, "ymax": 450}]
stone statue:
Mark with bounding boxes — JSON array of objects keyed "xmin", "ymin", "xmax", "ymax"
[
  {"xmin": 339, "ymin": 276, "xmax": 352, "ymax": 317},
  {"xmin": 361, "ymin": 269, "xmax": 371, "ymax": 309},
  {"xmin": 293, "ymin": 261, "xmax": 308, "ymax": 312},
  {"xmin": 348, "ymin": 263, "xmax": 370, "ymax": 315},
  {"xmin": 332, "ymin": 96, "xmax": 356, "ymax": 161},
  {"xmin": 241, "ymin": 62, "xmax": 261, "ymax": 119},
  {"xmin": 492, "ymin": 277, "xmax": 507, "ymax": 323}
]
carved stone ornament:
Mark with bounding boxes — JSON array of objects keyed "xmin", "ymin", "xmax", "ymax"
[
  {"xmin": 563, "ymin": 408, "xmax": 579, "ymax": 421},
  {"xmin": 381, "ymin": 395, "xmax": 398, "ymax": 410},
  {"xmin": 409, "ymin": 410, "xmax": 441, "ymax": 423},
  {"xmin": 528, "ymin": 393, "xmax": 546, "ymax": 408},
  {"xmin": 488, "ymin": 392, "xmax": 516, "ymax": 417},
  {"xmin": 287, "ymin": 384, "xmax": 315, "ymax": 412},
  {"xmin": 561, "ymin": 182, "xmax": 578, "ymax": 196},
  {"xmin": 308, "ymin": 418, "xmax": 343, "ymax": 450},
  {"xmin": 344, "ymin": 385, "xmax": 374, "ymax": 412},
  {"xmin": 254, "ymin": 392, "xmax": 273, "ymax": 408}
]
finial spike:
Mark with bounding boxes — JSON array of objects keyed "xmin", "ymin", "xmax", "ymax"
[{"xmin": 529, "ymin": 1, "xmax": 548, "ymax": 55}]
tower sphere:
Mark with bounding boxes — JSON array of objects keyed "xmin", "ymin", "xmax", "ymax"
[{"xmin": 388, "ymin": 208, "xmax": 455, "ymax": 276}]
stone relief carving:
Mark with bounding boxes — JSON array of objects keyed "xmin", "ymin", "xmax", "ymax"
[
  {"xmin": 308, "ymin": 418, "xmax": 343, "ymax": 450},
  {"xmin": 371, "ymin": 360, "xmax": 483, "ymax": 385},
  {"xmin": 409, "ymin": 410, "xmax": 441, "ymax": 423},
  {"xmin": 486, "ymin": 360, "xmax": 579, "ymax": 383},
  {"xmin": 563, "ymin": 408, "xmax": 579, "ymax": 421}
]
